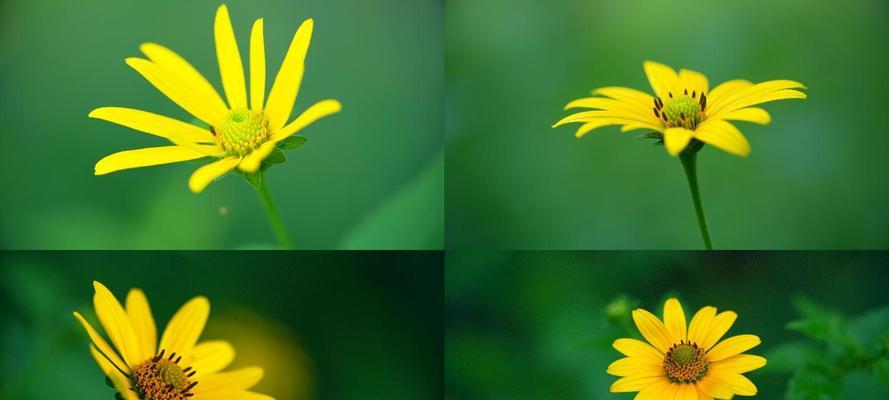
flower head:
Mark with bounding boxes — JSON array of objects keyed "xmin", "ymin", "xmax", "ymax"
[
  {"xmin": 91, "ymin": 4, "xmax": 341, "ymax": 192},
  {"xmin": 608, "ymin": 298, "xmax": 765, "ymax": 399},
  {"xmin": 73, "ymin": 281, "xmax": 273, "ymax": 400},
  {"xmin": 554, "ymin": 61, "xmax": 805, "ymax": 157}
]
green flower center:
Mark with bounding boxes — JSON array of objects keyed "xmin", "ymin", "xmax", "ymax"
[
  {"xmin": 214, "ymin": 109, "xmax": 270, "ymax": 156},
  {"xmin": 132, "ymin": 350, "xmax": 198, "ymax": 400},
  {"xmin": 663, "ymin": 341, "xmax": 709, "ymax": 383},
  {"xmin": 653, "ymin": 89, "xmax": 707, "ymax": 130}
]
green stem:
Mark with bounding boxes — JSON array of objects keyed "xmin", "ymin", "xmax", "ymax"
[
  {"xmin": 679, "ymin": 148, "xmax": 713, "ymax": 250},
  {"xmin": 255, "ymin": 171, "xmax": 293, "ymax": 249}
]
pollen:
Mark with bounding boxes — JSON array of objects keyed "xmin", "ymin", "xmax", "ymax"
[
  {"xmin": 653, "ymin": 90, "xmax": 707, "ymax": 130},
  {"xmin": 663, "ymin": 341, "xmax": 709, "ymax": 384},
  {"xmin": 214, "ymin": 109, "xmax": 270, "ymax": 156},
  {"xmin": 132, "ymin": 349, "xmax": 199, "ymax": 400}
]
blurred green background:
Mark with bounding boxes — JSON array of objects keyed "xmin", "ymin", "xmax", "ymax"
[
  {"xmin": 445, "ymin": 0, "xmax": 889, "ymax": 249},
  {"xmin": 0, "ymin": 0, "xmax": 443, "ymax": 249},
  {"xmin": 0, "ymin": 251, "xmax": 442, "ymax": 399},
  {"xmin": 446, "ymin": 251, "xmax": 889, "ymax": 399}
]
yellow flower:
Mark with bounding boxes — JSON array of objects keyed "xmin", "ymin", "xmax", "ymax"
[
  {"xmin": 73, "ymin": 281, "xmax": 273, "ymax": 400},
  {"xmin": 608, "ymin": 298, "xmax": 766, "ymax": 399},
  {"xmin": 91, "ymin": 4, "xmax": 341, "ymax": 192},
  {"xmin": 554, "ymin": 61, "xmax": 805, "ymax": 157}
]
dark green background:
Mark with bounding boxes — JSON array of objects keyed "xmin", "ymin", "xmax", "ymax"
[
  {"xmin": 446, "ymin": 251, "xmax": 889, "ymax": 399},
  {"xmin": 0, "ymin": 251, "xmax": 443, "ymax": 399},
  {"xmin": 445, "ymin": 0, "xmax": 889, "ymax": 249},
  {"xmin": 0, "ymin": 0, "xmax": 443, "ymax": 249}
]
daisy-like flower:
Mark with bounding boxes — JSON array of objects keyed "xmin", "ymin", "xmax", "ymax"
[
  {"xmin": 608, "ymin": 298, "xmax": 766, "ymax": 399},
  {"xmin": 554, "ymin": 61, "xmax": 805, "ymax": 157},
  {"xmin": 73, "ymin": 281, "xmax": 273, "ymax": 400},
  {"xmin": 91, "ymin": 4, "xmax": 340, "ymax": 193}
]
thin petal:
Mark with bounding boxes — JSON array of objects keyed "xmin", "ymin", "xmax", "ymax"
[
  {"xmin": 644, "ymin": 61, "xmax": 681, "ymax": 101},
  {"xmin": 635, "ymin": 379, "xmax": 672, "ymax": 400},
  {"xmin": 679, "ymin": 69, "xmax": 709, "ymax": 94},
  {"xmin": 89, "ymin": 345, "xmax": 138, "ymax": 400},
  {"xmin": 95, "ymin": 146, "xmax": 215, "ymax": 176},
  {"xmin": 553, "ymin": 110, "xmax": 661, "ymax": 129},
  {"xmin": 613, "ymin": 338, "xmax": 665, "ymax": 362},
  {"xmin": 663, "ymin": 298, "xmax": 687, "ymax": 343},
  {"xmin": 189, "ymin": 340, "xmax": 236, "ymax": 377},
  {"xmin": 197, "ymin": 391, "xmax": 275, "ymax": 400},
  {"xmin": 193, "ymin": 367, "xmax": 264, "ymax": 393},
  {"xmin": 694, "ymin": 120, "xmax": 750, "ymax": 157},
  {"xmin": 188, "ymin": 157, "xmax": 242, "ymax": 193},
  {"xmin": 663, "ymin": 128, "xmax": 694, "ymax": 156},
  {"xmin": 250, "ymin": 19, "xmax": 266, "ymax": 112},
  {"xmin": 707, "ymin": 80, "xmax": 806, "ymax": 117},
  {"xmin": 695, "ymin": 387, "xmax": 714, "ymax": 400},
  {"xmin": 215, "ymin": 4, "xmax": 248, "ymax": 110},
  {"xmin": 89, "ymin": 107, "xmax": 218, "ymax": 145},
  {"xmin": 611, "ymin": 375, "xmax": 668, "ymax": 393},
  {"xmin": 126, "ymin": 57, "xmax": 223, "ymax": 126},
  {"xmin": 564, "ymin": 97, "xmax": 658, "ymax": 124},
  {"xmin": 270, "ymin": 99, "xmax": 341, "ymax": 142},
  {"xmin": 707, "ymin": 79, "xmax": 752, "ymax": 107},
  {"xmin": 707, "ymin": 335, "xmax": 761, "ymax": 362},
  {"xmin": 158, "ymin": 296, "xmax": 210, "ymax": 359},
  {"xmin": 675, "ymin": 383, "xmax": 698, "ymax": 400},
  {"xmin": 696, "ymin": 374, "xmax": 734, "ymax": 399},
  {"xmin": 698, "ymin": 310, "xmax": 738, "ymax": 350},
  {"xmin": 593, "ymin": 86, "xmax": 655, "ymax": 109},
  {"xmin": 238, "ymin": 141, "xmax": 276, "ymax": 173},
  {"xmin": 632, "ymin": 309, "xmax": 674, "ymax": 353},
  {"xmin": 607, "ymin": 357, "xmax": 664, "ymax": 377},
  {"xmin": 719, "ymin": 107, "xmax": 771, "ymax": 125},
  {"xmin": 265, "ymin": 18, "xmax": 313, "ymax": 131},
  {"xmin": 717, "ymin": 372, "xmax": 758, "ymax": 396},
  {"xmin": 126, "ymin": 289, "xmax": 156, "ymax": 362},
  {"xmin": 73, "ymin": 312, "xmax": 131, "ymax": 374},
  {"xmin": 140, "ymin": 43, "xmax": 229, "ymax": 120},
  {"xmin": 688, "ymin": 307, "xmax": 716, "ymax": 346},
  {"xmin": 93, "ymin": 281, "xmax": 145, "ymax": 367},
  {"xmin": 711, "ymin": 354, "xmax": 767, "ymax": 374}
]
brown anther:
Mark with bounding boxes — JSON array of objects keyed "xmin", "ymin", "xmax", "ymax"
[{"xmin": 692, "ymin": 90, "xmax": 696, "ymax": 98}]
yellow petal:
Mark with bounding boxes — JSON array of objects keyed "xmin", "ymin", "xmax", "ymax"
[
  {"xmin": 215, "ymin": 4, "xmax": 248, "ymax": 110},
  {"xmin": 188, "ymin": 157, "xmax": 242, "ymax": 193},
  {"xmin": 564, "ymin": 97, "xmax": 654, "ymax": 120},
  {"xmin": 193, "ymin": 367, "xmax": 264, "ymax": 393},
  {"xmin": 719, "ymin": 107, "xmax": 771, "ymax": 125},
  {"xmin": 126, "ymin": 57, "xmax": 223, "ymax": 127},
  {"xmin": 663, "ymin": 298, "xmax": 687, "ymax": 343},
  {"xmin": 632, "ymin": 309, "xmax": 674, "ymax": 353},
  {"xmin": 238, "ymin": 141, "xmax": 277, "ymax": 173},
  {"xmin": 607, "ymin": 357, "xmax": 663, "ymax": 377},
  {"xmin": 89, "ymin": 345, "xmax": 138, "ymax": 400},
  {"xmin": 95, "ymin": 146, "xmax": 215, "ymax": 176},
  {"xmin": 635, "ymin": 379, "xmax": 673, "ymax": 400},
  {"xmin": 707, "ymin": 335, "xmax": 761, "ymax": 362},
  {"xmin": 189, "ymin": 340, "xmax": 236, "ymax": 377},
  {"xmin": 593, "ymin": 86, "xmax": 654, "ymax": 109},
  {"xmin": 610, "ymin": 375, "xmax": 667, "ymax": 393},
  {"xmin": 658, "ymin": 383, "xmax": 681, "ymax": 400},
  {"xmin": 694, "ymin": 120, "xmax": 750, "ymax": 157},
  {"xmin": 643, "ymin": 61, "xmax": 680, "ymax": 101},
  {"xmin": 717, "ymin": 372, "xmax": 758, "ymax": 396},
  {"xmin": 707, "ymin": 79, "xmax": 752, "ymax": 107},
  {"xmin": 698, "ymin": 310, "xmax": 738, "ymax": 350},
  {"xmin": 711, "ymin": 90, "xmax": 806, "ymax": 119},
  {"xmin": 197, "ymin": 391, "xmax": 275, "ymax": 400},
  {"xmin": 663, "ymin": 128, "xmax": 694, "ymax": 156},
  {"xmin": 126, "ymin": 289, "xmax": 156, "ymax": 361},
  {"xmin": 250, "ymin": 19, "xmax": 266, "ymax": 112},
  {"xmin": 711, "ymin": 354, "xmax": 767, "ymax": 374},
  {"xmin": 270, "ymin": 99, "xmax": 341, "ymax": 142},
  {"xmin": 553, "ymin": 110, "xmax": 659, "ymax": 128},
  {"xmin": 158, "ymin": 296, "xmax": 210, "ymax": 358},
  {"xmin": 93, "ymin": 281, "xmax": 145, "ymax": 367},
  {"xmin": 139, "ymin": 43, "xmax": 229, "ymax": 120},
  {"xmin": 707, "ymin": 80, "xmax": 805, "ymax": 117},
  {"xmin": 89, "ymin": 107, "xmax": 218, "ymax": 145},
  {"xmin": 568, "ymin": 118, "xmax": 650, "ymax": 137},
  {"xmin": 679, "ymin": 68, "xmax": 709, "ymax": 94},
  {"xmin": 696, "ymin": 374, "xmax": 734, "ymax": 399},
  {"xmin": 675, "ymin": 382, "xmax": 698, "ymax": 400},
  {"xmin": 688, "ymin": 306, "xmax": 716, "ymax": 346},
  {"xmin": 613, "ymin": 338, "xmax": 664, "ymax": 362},
  {"xmin": 695, "ymin": 386, "xmax": 714, "ymax": 400},
  {"xmin": 265, "ymin": 18, "xmax": 313, "ymax": 131},
  {"xmin": 73, "ymin": 311, "xmax": 131, "ymax": 374}
]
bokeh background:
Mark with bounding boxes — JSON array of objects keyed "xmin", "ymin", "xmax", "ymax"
[
  {"xmin": 0, "ymin": 0, "xmax": 443, "ymax": 249},
  {"xmin": 0, "ymin": 251, "xmax": 442, "ymax": 399},
  {"xmin": 445, "ymin": 0, "xmax": 889, "ymax": 249},
  {"xmin": 446, "ymin": 251, "xmax": 889, "ymax": 399}
]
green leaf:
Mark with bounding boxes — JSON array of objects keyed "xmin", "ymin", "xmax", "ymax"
[
  {"xmin": 277, "ymin": 135, "xmax": 308, "ymax": 151},
  {"xmin": 846, "ymin": 305, "xmax": 889, "ymax": 354},
  {"xmin": 265, "ymin": 148, "xmax": 287, "ymax": 164},
  {"xmin": 243, "ymin": 171, "xmax": 262, "ymax": 189},
  {"xmin": 788, "ymin": 296, "xmax": 852, "ymax": 348},
  {"xmin": 786, "ymin": 363, "xmax": 842, "ymax": 400}
]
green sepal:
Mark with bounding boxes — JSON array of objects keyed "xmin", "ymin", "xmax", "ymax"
[
  {"xmin": 277, "ymin": 135, "xmax": 308, "ymax": 151},
  {"xmin": 265, "ymin": 148, "xmax": 287, "ymax": 164},
  {"xmin": 243, "ymin": 171, "xmax": 262, "ymax": 189}
]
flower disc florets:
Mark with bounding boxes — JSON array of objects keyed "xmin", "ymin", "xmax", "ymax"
[
  {"xmin": 663, "ymin": 340, "xmax": 709, "ymax": 383},
  {"xmin": 215, "ymin": 109, "xmax": 270, "ymax": 156},
  {"xmin": 132, "ymin": 350, "xmax": 198, "ymax": 400}
]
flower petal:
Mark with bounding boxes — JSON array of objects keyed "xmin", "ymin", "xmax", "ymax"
[
  {"xmin": 688, "ymin": 307, "xmax": 716, "ymax": 346},
  {"xmin": 643, "ymin": 61, "xmax": 681, "ymax": 101},
  {"xmin": 607, "ymin": 357, "xmax": 663, "ymax": 377},
  {"xmin": 126, "ymin": 57, "xmax": 223, "ymax": 127},
  {"xmin": 89, "ymin": 107, "xmax": 218, "ymax": 145},
  {"xmin": 632, "ymin": 309, "xmax": 674, "ymax": 353},
  {"xmin": 158, "ymin": 296, "xmax": 210, "ymax": 359},
  {"xmin": 564, "ymin": 97, "xmax": 657, "ymax": 123},
  {"xmin": 719, "ymin": 107, "xmax": 771, "ymax": 125},
  {"xmin": 270, "ymin": 99, "xmax": 342, "ymax": 142},
  {"xmin": 139, "ymin": 43, "xmax": 229, "ymax": 120},
  {"xmin": 635, "ymin": 379, "xmax": 673, "ymax": 400},
  {"xmin": 188, "ymin": 156, "xmax": 242, "ymax": 193},
  {"xmin": 711, "ymin": 354, "xmax": 767, "ymax": 374},
  {"xmin": 193, "ymin": 367, "xmax": 264, "ymax": 393},
  {"xmin": 663, "ymin": 128, "xmax": 694, "ymax": 156},
  {"xmin": 698, "ymin": 310, "xmax": 738, "ymax": 351},
  {"xmin": 215, "ymin": 4, "xmax": 248, "ymax": 110},
  {"xmin": 93, "ymin": 281, "xmax": 145, "ymax": 367},
  {"xmin": 250, "ymin": 18, "xmax": 266, "ymax": 112},
  {"xmin": 95, "ymin": 146, "xmax": 215, "ymax": 176},
  {"xmin": 696, "ymin": 374, "xmax": 734, "ymax": 399},
  {"xmin": 675, "ymin": 382, "xmax": 698, "ymax": 400},
  {"xmin": 706, "ymin": 79, "xmax": 752, "ymax": 108},
  {"xmin": 707, "ymin": 80, "xmax": 806, "ymax": 117},
  {"xmin": 611, "ymin": 375, "xmax": 668, "ymax": 393},
  {"xmin": 126, "ymin": 289, "xmax": 157, "ymax": 361},
  {"xmin": 679, "ymin": 68, "xmax": 709, "ymax": 94},
  {"xmin": 265, "ymin": 18, "xmax": 313, "ymax": 131},
  {"xmin": 238, "ymin": 141, "xmax": 276, "ymax": 173},
  {"xmin": 593, "ymin": 86, "xmax": 655, "ymax": 109},
  {"xmin": 693, "ymin": 120, "xmax": 750, "ymax": 157},
  {"xmin": 196, "ymin": 391, "xmax": 275, "ymax": 400},
  {"xmin": 663, "ymin": 298, "xmax": 687, "ymax": 343},
  {"xmin": 90, "ymin": 345, "xmax": 138, "ymax": 400},
  {"xmin": 707, "ymin": 335, "xmax": 761, "ymax": 362},
  {"xmin": 613, "ymin": 338, "xmax": 664, "ymax": 362},
  {"xmin": 73, "ymin": 312, "xmax": 131, "ymax": 374},
  {"xmin": 189, "ymin": 340, "xmax": 236, "ymax": 377},
  {"xmin": 718, "ymin": 372, "xmax": 758, "ymax": 396}
]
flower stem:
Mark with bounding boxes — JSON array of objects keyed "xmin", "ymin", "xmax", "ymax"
[
  {"xmin": 678, "ymin": 148, "xmax": 713, "ymax": 250},
  {"xmin": 255, "ymin": 171, "xmax": 293, "ymax": 249}
]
